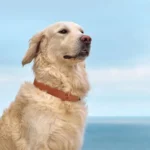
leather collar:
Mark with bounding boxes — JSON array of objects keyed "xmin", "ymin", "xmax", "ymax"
[{"xmin": 33, "ymin": 79, "xmax": 80, "ymax": 102}]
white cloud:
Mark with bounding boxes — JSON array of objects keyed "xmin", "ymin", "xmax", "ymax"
[
  {"xmin": 88, "ymin": 65, "xmax": 150, "ymax": 93},
  {"xmin": 0, "ymin": 65, "xmax": 33, "ymax": 83},
  {"xmin": 89, "ymin": 66, "xmax": 150, "ymax": 83},
  {"xmin": 86, "ymin": 64, "xmax": 150, "ymax": 116}
]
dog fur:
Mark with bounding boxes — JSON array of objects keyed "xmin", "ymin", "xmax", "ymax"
[{"xmin": 0, "ymin": 22, "xmax": 91, "ymax": 150}]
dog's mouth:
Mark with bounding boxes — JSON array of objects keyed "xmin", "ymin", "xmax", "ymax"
[{"xmin": 64, "ymin": 48, "xmax": 90, "ymax": 60}]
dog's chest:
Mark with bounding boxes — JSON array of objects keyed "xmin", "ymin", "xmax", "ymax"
[{"xmin": 23, "ymin": 101, "xmax": 87, "ymax": 150}]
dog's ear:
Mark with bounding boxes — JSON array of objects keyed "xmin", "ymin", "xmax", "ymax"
[{"xmin": 22, "ymin": 32, "xmax": 44, "ymax": 66}]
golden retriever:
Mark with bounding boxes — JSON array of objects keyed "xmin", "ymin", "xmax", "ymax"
[{"xmin": 0, "ymin": 21, "xmax": 92, "ymax": 150}]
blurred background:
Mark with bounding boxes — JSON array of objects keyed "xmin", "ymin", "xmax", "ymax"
[{"xmin": 0, "ymin": 0, "xmax": 150, "ymax": 150}]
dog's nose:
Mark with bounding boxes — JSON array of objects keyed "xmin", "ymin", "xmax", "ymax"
[{"xmin": 80, "ymin": 35, "xmax": 92, "ymax": 44}]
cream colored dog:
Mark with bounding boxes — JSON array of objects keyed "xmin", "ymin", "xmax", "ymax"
[{"xmin": 0, "ymin": 22, "xmax": 92, "ymax": 150}]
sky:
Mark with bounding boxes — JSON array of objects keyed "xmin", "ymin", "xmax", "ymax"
[{"xmin": 0, "ymin": 0, "xmax": 150, "ymax": 116}]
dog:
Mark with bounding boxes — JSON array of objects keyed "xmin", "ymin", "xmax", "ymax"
[{"xmin": 0, "ymin": 21, "xmax": 92, "ymax": 150}]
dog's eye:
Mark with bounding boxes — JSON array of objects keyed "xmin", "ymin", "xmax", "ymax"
[
  {"xmin": 81, "ymin": 30, "xmax": 84, "ymax": 34},
  {"xmin": 59, "ymin": 29, "xmax": 68, "ymax": 34}
]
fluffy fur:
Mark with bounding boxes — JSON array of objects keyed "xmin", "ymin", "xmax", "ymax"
[{"xmin": 0, "ymin": 22, "xmax": 91, "ymax": 150}]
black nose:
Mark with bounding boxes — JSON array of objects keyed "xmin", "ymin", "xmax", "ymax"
[{"xmin": 80, "ymin": 35, "xmax": 92, "ymax": 44}]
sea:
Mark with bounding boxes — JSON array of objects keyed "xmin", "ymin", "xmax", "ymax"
[{"xmin": 82, "ymin": 117, "xmax": 150, "ymax": 150}]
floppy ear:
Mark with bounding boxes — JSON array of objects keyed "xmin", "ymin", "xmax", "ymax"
[{"xmin": 22, "ymin": 32, "xmax": 44, "ymax": 66}]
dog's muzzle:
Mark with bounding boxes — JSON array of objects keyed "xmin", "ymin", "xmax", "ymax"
[{"xmin": 64, "ymin": 35, "xmax": 92, "ymax": 59}]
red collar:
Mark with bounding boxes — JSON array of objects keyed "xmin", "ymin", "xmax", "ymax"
[{"xmin": 33, "ymin": 79, "xmax": 80, "ymax": 102}]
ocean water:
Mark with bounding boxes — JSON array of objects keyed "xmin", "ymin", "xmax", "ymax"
[{"xmin": 83, "ymin": 117, "xmax": 150, "ymax": 150}]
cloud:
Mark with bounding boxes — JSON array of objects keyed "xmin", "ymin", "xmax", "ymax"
[
  {"xmin": 88, "ymin": 65, "xmax": 150, "ymax": 93},
  {"xmin": 0, "ymin": 65, "xmax": 33, "ymax": 83},
  {"xmin": 86, "ymin": 64, "xmax": 150, "ymax": 116}
]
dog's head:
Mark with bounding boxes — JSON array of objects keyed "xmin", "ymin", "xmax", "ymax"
[{"xmin": 22, "ymin": 22, "xmax": 92, "ymax": 66}]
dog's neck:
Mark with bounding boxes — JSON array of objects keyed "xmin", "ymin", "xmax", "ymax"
[{"xmin": 33, "ymin": 60, "xmax": 90, "ymax": 99}]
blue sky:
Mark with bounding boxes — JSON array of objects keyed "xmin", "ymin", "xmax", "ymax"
[{"xmin": 0, "ymin": 0, "xmax": 150, "ymax": 116}]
